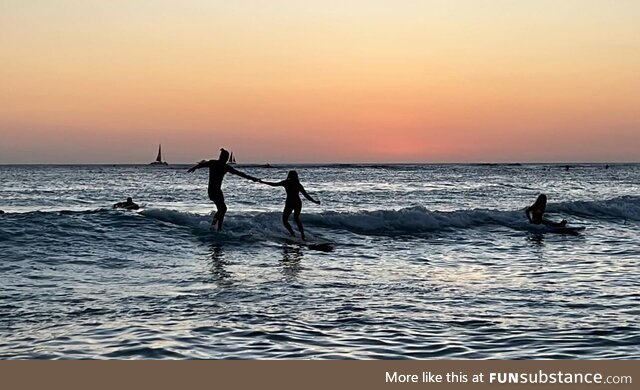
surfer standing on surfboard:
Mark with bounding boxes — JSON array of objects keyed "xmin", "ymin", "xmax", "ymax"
[
  {"xmin": 526, "ymin": 194, "xmax": 567, "ymax": 227},
  {"xmin": 187, "ymin": 148, "xmax": 260, "ymax": 231},
  {"xmin": 259, "ymin": 170, "xmax": 320, "ymax": 240}
]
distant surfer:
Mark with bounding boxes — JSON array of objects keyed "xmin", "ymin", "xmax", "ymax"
[
  {"xmin": 259, "ymin": 170, "xmax": 320, "ymax": 240},
  {"xmin": 526, "ymin": 194, "xmax": 566, "ymax": 227},
  {"xmin": 187, "ymin": 148, "xmax": 260, "ymax": 231},
  {"xmin": 113, "ymin": 197, "xmax": 139, "ymax": 210}
]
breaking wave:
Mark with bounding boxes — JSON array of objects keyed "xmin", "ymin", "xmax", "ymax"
[{"xmin": 1, "ymin": 196, "xmax": 638, "ymax": 241}]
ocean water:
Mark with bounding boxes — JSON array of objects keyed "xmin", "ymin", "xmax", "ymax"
[{"xmin": 1, "ymin": 163, "xmax": 639, "ymax": 359}]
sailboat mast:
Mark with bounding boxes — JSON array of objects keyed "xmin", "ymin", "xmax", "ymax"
[{"xmin": 156, "ymin": 144, "xmax": 162, "ymax": 162}]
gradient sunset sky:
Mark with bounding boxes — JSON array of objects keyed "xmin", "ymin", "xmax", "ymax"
[{"xmin": 1, "ymin": 0, "xmax": 638, "ymax": 163}]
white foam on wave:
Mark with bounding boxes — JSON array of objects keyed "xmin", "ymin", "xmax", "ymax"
[
  {"xmin": 138, "ymin": 206, "xmax": 531, "ymax": 236},
  {"xmin": 140, "ymin": 208, "xmax": 211, "ymax": 229},
  {"xmin": 139, "ymin": 208, "xmax": 299, "ymax": 242},
  {"xmin": 138, "ymin": 196, "xmax": 640, "ymax": 236}
]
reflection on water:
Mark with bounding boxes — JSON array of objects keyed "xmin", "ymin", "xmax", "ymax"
[
  {"xmin": 527, "ymin": 233, "xmax": 545, "ymax": 247},
  {"xmin": 280, "ymin": 245, "xmax": 303, "ymax": 279},
  {"xmin": 208, "ymin": 244, "xmax": 232, "ymax": 283}
]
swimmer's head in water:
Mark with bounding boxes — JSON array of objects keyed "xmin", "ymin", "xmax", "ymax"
[
  {"xmin": 287, "ymin": 170, "xmax": 299, "ymax": 182},
  {"xmin": 219, "ymin": 148, "xmax": 230, "ymax": 163}
]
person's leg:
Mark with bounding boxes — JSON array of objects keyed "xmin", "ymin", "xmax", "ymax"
[
  {"xmin": 216, "ymin": 203, "xmax": 227, "ymax": 231},
  {"xmin": 210, "ymin": 190, "xmax": 226, "ymax": 230},
  {"xmin": 293, "ymin": 205, "xmax": 305, "ymax": 240},
  {"xmin": 282, "ymin": 205, "xmax": 295, "ymax": 236}
]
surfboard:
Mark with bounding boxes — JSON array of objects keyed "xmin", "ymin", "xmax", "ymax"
[
  {"xmin": 283, "ymin": 237, "xmax": 335, "ymax": 252},
  {"xmin": 547, "ymin": 225, "xmax": 586, "ymax": 234},
  {"xmin": 526, "ymin": 224, "xmax": 586, "ymax": 235}
]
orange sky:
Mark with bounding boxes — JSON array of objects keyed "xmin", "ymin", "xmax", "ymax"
[{"xmin": 1, "ymin": 1, "xmax": 639, "ymax": 163}]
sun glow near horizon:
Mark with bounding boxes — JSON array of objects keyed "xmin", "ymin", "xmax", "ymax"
[{"xmin": 1, "ymin": 0, "xmax": 639, "ymax": 163}]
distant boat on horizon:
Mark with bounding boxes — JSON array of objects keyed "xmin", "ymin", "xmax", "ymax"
[
  {"xmin": 228, "ymin": 152, "xmax": 237, "ymax": 165},
  {"xmin": 150, "ymin": 144, "xmax": 168, "ymax": 166}
]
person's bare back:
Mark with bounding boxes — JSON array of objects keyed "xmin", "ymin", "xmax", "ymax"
[{"xmin": 187, "ymin": 148, "xmax": 259, "ymax": 231}]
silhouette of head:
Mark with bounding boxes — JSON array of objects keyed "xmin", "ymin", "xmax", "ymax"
[
  {"xmin": 219, "ymin": 148, "xmax": 230, "ymax": 163},
  {"xmin": 127, "ymin": 197, "xmax": 133, "ymax": 203},
  {"xmin": 534, "ymin": 194, "xmax": 547, "ymax": 208},
  {"xmin": 287, "ymin": 170, "xmax": 299, "ymax": 182}
]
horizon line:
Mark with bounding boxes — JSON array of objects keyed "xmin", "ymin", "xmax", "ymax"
[{"xmin": 0, "ymin": 161, "xmax": 637, "ymax": 166}]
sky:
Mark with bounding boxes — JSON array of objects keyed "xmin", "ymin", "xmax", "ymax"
[{"xmin": 1, "ymin": 0, "xmax": 639, "ymax": 163}]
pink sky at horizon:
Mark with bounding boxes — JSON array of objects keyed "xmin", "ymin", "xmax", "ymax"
[{"xmin": 1, "ymin": 1, "xmax": 639, "ymax": 164}]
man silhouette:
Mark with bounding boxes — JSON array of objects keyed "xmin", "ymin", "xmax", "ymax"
[{"xmin": 188, "ymin": 148, "xmax": 259, "ymax": 231}]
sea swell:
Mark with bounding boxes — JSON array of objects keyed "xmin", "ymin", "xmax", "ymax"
[
  {"xmin": 1, "ymin": 196, "xmax": 638, "ymax": 242},
  {"xmin": 549, "ymin": 195, "xmax": 640, "ymax": 222}
]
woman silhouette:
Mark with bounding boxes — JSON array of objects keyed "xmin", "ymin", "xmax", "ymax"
[
  {"xmin": 526, "ymin": 194, "xmax": 567, "ymax": 227},
  {"xmin": 260, "ymin": 170, "xmax": 320, "ymax": 240}
]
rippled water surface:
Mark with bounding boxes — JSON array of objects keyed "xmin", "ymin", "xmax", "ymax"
[{"xmin": 1, "ymin": 164, "xmax": 639, "ymax": 359}]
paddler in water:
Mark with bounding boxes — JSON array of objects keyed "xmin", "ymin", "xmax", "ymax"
[
  {"xmin": 526, "ymin": 194, "xmax": 567, "ymax": 227},
  {"xmin": 113, "ymin": 197, "xmax": 139, "ymax": 210},
  {"xmin": 187, "ymin": 148, "xmax": 260, "ymax": 231},
  {"xmin": 259, "ymin": 170, "xmax": 320, "ymax": 240}
]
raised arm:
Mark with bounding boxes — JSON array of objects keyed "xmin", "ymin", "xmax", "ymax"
[
  {"xmin": 300, "ymin": 184, "xmax": 321, "ymax": 204},
  {"xmin": 187, "ymin": 160, "xmax": 211, "ymax": 173},
  {"xmin": 227, "ymin": 165, "xmax": 259, "ymax": 182}
]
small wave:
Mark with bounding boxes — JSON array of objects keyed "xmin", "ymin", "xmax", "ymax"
[
  {"xmin": 139, "ymin": 206, "xmax": 490, "ymax": 238},
  {"xmin": 2, "ymin": 196, "xmax": 638, "ymax": 240},
  {"xmin": 140, "ymin": 208, "xmax": 212, "ymax": 229},
  {"xmin": 550, "ymin": 196, "xmax": 640, "ymax": 221},
  {"xmin": 305, "ymin": 206, "xmax": 521, "ymax": 234},
  {"xmin": 307, "ymin": 196, "xmax": 640, "ymax": 235}
]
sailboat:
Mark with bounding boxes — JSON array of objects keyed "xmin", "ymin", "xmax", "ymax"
[
  {"xmin": 149, "ymin": 144, "xmax": 168, "ymax": 166},
  {"xmin": 228, "ymin": 152, "xmax": 237, "ymax": 165}
]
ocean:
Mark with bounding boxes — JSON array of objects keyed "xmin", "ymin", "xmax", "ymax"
[{"xmin": 1, "ymin": 163, "xmax": 639, "ymax": 359}]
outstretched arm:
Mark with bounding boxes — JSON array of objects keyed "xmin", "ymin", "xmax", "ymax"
[
  {"xmin": 187, "ymin": 160, "xmax": 211, "ymax": 173},
  {"xmin": 259, "ymin": 179, "xmax": 286, "ymax": 187},
  {"xmin": 227, "ymin": 166, "xmax": 259, "ymax": 182},
  {"xmin": 300, "ymin": 184, "xmax": 321, "ymax": 204}
]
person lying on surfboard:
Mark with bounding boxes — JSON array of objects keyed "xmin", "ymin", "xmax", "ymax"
[
  {"xmin": 113, "ymin": 197, "xmax": 139, "ymax": 210},
  {"xmin": 259, "ymin": 170, "xmax": 320, "ymax": 241},
  {"xmin": 187, "ymin": 148, "xmax": 260, "ymax": 231},
  {"xmin": 526, "ymin": 194, "xmax": 567, "ymax": 227}
]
